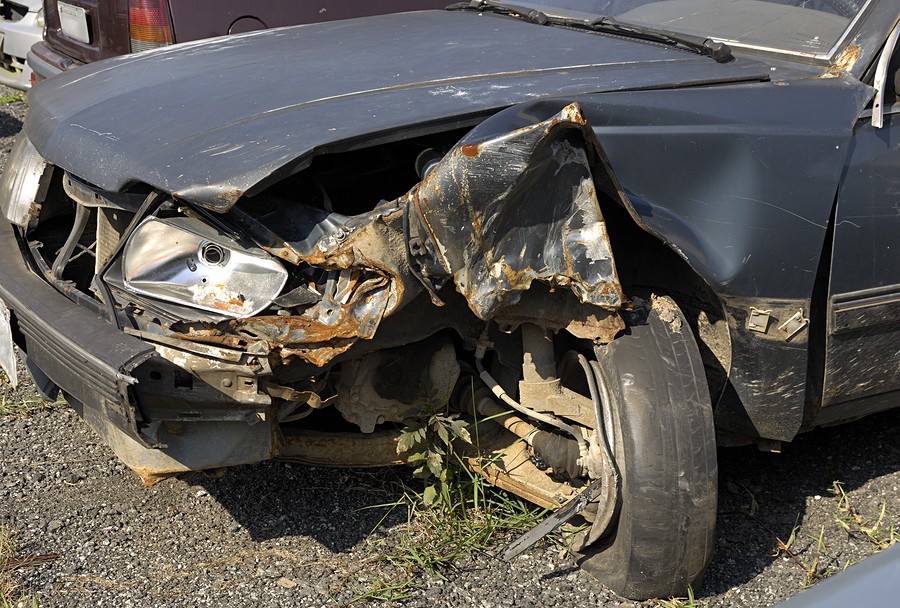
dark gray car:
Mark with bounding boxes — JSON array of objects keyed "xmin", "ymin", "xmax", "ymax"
[{"xmin": 1, "ymin": 0, "xmax": 898, "ymax": 600}]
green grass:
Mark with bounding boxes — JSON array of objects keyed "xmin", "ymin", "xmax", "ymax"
[
  {"xmin": 350, "ymin": 411, "xmax": 547, "ymax": 603},
  {"xmin": 350, "ymin": 477, "xmax": 544, "ymax": 604},
  {"xmin": 384, "ymin": 474, "xmax": 544, "ymax": 577},
  {"xmin": 0, "ymin": 92, "xmax": 24, "ymax": 105}
]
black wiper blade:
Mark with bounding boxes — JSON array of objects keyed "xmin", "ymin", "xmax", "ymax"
[
  {"xmin": 571, "ymin": 15, "xmax": 732, "ymax": 63},
  {"xmin": 447, "ymin": 0, "xmax": 733, "ymax": 63},
  {"xmin": 446, "ymin": 0, "xmax": 550, "ymax": 26}
]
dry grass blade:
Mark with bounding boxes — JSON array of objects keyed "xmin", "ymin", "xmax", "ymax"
[
  {"xmin": 830, "ymin": 481, "xmax": 899, "ymax": 550},
  {"xmin": 1, "ymin": 525, "xmax": 58, "ymax": 607},
  {"xmin": 0, "ymin": 396, "xmax": 58, "ymax": 418},
  {"xmin": 654, "ymin": 585, "xmax": 707, "ymax": 608}
]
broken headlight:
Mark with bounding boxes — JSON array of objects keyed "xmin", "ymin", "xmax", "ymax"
[
  {"xmin": 122, "ymin": 216, "xmax": 288, "ymax": 318},
  {"xmin": 0, "ymin": 134, "xmax": 52, "ymax": 230}
]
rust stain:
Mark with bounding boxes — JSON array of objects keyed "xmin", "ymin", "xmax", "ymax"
[
  {"xmin": 564, "ymin": 312, "xmax": 624, "ymax": 343},
  {"xmin": 461, "ymin": 143, "xmax": 480, "ymax": 158},
  {"xmin": 171, "ymin": 331, "xmax": 247, "ymax": 349},
  {"xmin": 213, "ymin": 187, "xmax": 245, "ymax": 206},
  {"xmin": 821, "ymin": 44, "xmax": 861, "ymax": 78},
  {"xmin": 177, "ymin": 301, "xmax": 373, "ymax": 368},
  {"xmin": 260, "ymin": 242, "xmax": 304, "ymax": 266},
  {"xmin": 132, "ymin": 466, "xmax": 183, "ymax": 487},
  {"xmin": 234, "ymin": 313, "xmax": 364, "ymax": 343},
  {"xmin": 463, "ymin": 439, "xmax": 576, "ymax": 510}
]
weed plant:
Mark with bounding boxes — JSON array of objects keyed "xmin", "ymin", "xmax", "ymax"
[{"xmin": 355, "ymin": 408, "xmax": 546, "ymax": 601}]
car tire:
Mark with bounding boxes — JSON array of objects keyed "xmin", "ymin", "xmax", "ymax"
[{"xmin": 579, "ymin": 295, "xmax": 717, "ymax": 600}]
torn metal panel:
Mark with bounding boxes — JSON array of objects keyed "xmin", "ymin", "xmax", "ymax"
[
  {"xmin": 165, "ymin": 105, "xmax": 625, "ymax": 364},
  {"xmin": 215, "ymin": 272, "xmax": 392, "ymax": 368},
  {"xmin": 407, "ymin": 103, "xmax": 625, "ymax": 324}
]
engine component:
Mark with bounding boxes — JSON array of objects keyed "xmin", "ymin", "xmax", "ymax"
[{"xmin": 335, "ymin": 337, "xmax": 460, "ymax": 432}]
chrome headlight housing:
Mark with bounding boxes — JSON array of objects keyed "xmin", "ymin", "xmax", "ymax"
[
  {"xmin": 0, "ymin": 134, "xmax": 52, "ymax": 230},
  {"xmin": 122, "ymin": 216, "xmax": 288, "ymax": 318}
]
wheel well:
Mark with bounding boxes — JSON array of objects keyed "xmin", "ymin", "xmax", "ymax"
[{"xmin": 600, "ymin": 196, "xmax": 732, "ymax": 407}]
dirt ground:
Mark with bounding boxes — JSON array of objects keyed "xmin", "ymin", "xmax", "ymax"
[{"xmin": 1, "ymin": 86, "xmax": 899, "ymax": 607}]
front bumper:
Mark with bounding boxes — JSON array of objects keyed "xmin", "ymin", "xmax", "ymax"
[
  {"xmin": 0, "ymin": 219, "xmax": 155, "ymax": 432},
  {"xmin": 0, "ymin": 219, "xmax": 276, "ymax": 481}
]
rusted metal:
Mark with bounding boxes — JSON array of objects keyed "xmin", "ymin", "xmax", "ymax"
[
  {"xmin": 495, "ymin": 287, "xmax": 625, "ymax": 343},
  {"xmin": 261, "ymin": 382, "xmax": 337, "ymax": 409},
  {"xmin": 468, "ymin": 388, "xmax": 588, "ymax": 478},
  {"xmin": 405, "ymin": 102, "xmax": 625, "ymax": 324},
  {"xmin": 225, "ymin": 292, "xmax": 383, "ymax": 367},
  {"xmin": 123, "ymin": 328, "xmax": 246, "ymax": 362},
  {"xmin": 147, "ymin": 103, "xmax": 625, "ymax": 369},
  {"xmin": 464, "ymin": 438, "xmax": 578, "ymax": 510},
  {"xmin": 821, "ymin": 44, "xmax": 862, "ymax": 78},
  {"xmin": 279, "ymin": 428, "xmax": 406, "ymax": 467}
]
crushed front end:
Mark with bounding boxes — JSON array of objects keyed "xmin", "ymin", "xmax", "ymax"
[{"xmin": 0, "ymin": 103, "xmax": 627, "ymax": 521}]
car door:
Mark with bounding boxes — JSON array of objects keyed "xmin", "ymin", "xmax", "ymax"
[{"xmin": 823, "ymin": 28, "xmax": 900, "ymax": 414}]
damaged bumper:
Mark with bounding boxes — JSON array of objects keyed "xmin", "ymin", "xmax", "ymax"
[{"xmin": 0, "ymin": 219, "xmax": 279, "ymax": 482}]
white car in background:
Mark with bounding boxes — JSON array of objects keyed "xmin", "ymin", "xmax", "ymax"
[{"xmin": 0, "ymin": 0, "xmax": 42, "ymax": 90}]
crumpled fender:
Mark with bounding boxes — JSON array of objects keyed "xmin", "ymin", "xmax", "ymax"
[{"xmin": 407, "ymin": 102, "xmax": 625, "ymax": 327}]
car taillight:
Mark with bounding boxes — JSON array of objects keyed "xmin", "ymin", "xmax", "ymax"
[{"xmin": 128, "ymin": 0, "xmax": 174, "ymax": 52}]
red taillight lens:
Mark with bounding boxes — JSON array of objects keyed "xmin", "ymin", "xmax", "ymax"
[{"xmin": 128, "ymin": 0, "xmax": 174, "ymax": 52}]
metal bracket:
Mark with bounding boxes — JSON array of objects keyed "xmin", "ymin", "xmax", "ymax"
[
  {"xmin": 747, "ymin": 308, "xmax": 771, "ymax": 333},
  {"xmin": 778, "ymin": 309, "xmax": 809, "ymax": 340},
  {"xmin": 501, "ymin": 477, "xmax": 604, "ymax": 561}
]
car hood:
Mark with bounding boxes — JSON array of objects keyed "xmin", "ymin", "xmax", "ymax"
[{"xmin": 25, "ymin": 10, "xmax": 770, "ymax": 210}]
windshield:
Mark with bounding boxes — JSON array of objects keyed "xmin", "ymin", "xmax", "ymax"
[{"xmin": 508, "ymin": 0, "xmax": 874, "ymax": 57}]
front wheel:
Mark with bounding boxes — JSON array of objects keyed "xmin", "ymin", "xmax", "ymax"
[{"xmin": 579, "ymin": 295, "xmax": 717, "ymax": 600}]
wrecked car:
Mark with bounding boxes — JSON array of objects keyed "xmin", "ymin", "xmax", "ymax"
[{"xmin": 0, "ymin": 0, "xmax": 898, "ymax": 600}]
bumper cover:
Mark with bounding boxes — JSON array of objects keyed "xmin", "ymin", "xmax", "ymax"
[
  {"xmin": 0, "ymin": 219, "xmax": 155, "ymax": 440},
  {"xmin": 0, "ymin": 12, "xmax": 41, "ymax": 90}
]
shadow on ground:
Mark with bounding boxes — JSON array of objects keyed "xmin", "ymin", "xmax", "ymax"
[
  {"xmin": 185, "ymin": 407, "xmax": 900, "ymax": 593},
  {"xmin": 0, "ymin": 107, "xmax": 24, "ymax": 138},
  {"xmin": 195, "ymin": 461, "xmax": 416, "ymax": 553},
  {"xmin": 704, "ymin": 407, "xmax": 900, "ymax": 596}
]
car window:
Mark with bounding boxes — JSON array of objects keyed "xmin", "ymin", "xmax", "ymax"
[{"xmin": 514, "ymin": 0, "xmax": 874, "ymax": 56}]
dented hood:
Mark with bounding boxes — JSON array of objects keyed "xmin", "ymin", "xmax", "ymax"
[{"xmin": 25, "ymin": 10, "xmax": 768, "ymax": 209}]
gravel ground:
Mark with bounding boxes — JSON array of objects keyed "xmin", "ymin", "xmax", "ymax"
[{"xmin": 1, "ymin": 85, "xmax": 899, "ymax": 607}]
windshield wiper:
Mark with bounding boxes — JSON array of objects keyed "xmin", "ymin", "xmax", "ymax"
[{"xmin": 446, "ymin": 0, "xmax": 733, "ymax": 63}]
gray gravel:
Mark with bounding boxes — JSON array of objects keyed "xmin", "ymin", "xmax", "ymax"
[{"xmin": 2, "ymin": 84, "xmax": 899, "ymax": 607}]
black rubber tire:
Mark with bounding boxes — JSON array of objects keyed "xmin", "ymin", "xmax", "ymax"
[{"xmin": 579, "ymin": 296, "xmax": 717, "ymax": 600}]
